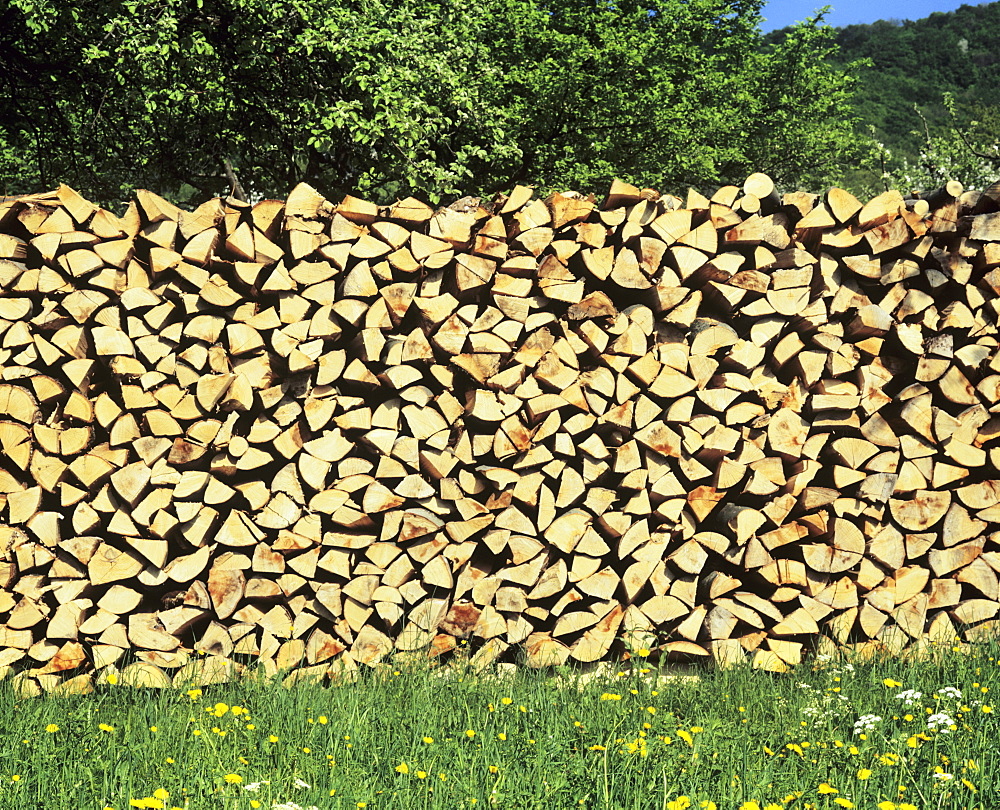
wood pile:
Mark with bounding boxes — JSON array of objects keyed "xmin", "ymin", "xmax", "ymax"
[{"xmin": 2, "ymin": 174, "xmax": 1000, "ymax": 693}]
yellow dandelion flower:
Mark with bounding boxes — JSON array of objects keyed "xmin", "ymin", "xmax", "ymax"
[
  {"xmin": 11, "ymin": 775, "xmax": 21, "ymax": 782},
  {"xmin": 269, "ymin": 735, "xmax": 279, "ymax": 743},
  {"xmin": 106, "ymin": 673, "xmax": 119, "ymax": 685},
  {"xmin": 213, "ymin": 702, "xmax": 229, "ymax": 717},
  {"xmin": 99, "ymin": 723, "xmax": 115, "ymax": 733},
  {"xmin": 165, "ymin": 758, "xmax": 174, "ymax": 764},
  {"xmin": 857, "ymin": 769, "xmax": 873, "ymax": 780},
  {"xmin": 699, "ymin": 803, "xmax": 717, "ymax": 810},
  {"xmin": 186, "ymin": 689, "xmax": 202, "ymax": 700},
  {"xmin": 416, "ymin": 771, "xmax": 427, "ymax": 780},
  {"xmin": 466, "ymin": 730, "xmax": 476, "ymax": 738},
  {"xmin": 738, "ymin": 802, "xmax": 761, "ymax": 810},
  {"xmin": 152, "ymin": 789, "xmax": 169, "ymax": 801},
  {"xmin": 883, "ymin": 678, "xmax": 902, "ymax": 687},
  {"xmin": 45, "ymin": 724, "xmax": 59, "ymax": 733},
  {"xmin": 422, "ymin": 736, "xmax": 434, "ymax": 744},
  {"xmin": 150, "ymin": 726, "xmax": 158, "ymax": 733},
  {"xmin": 876, "ymin": 803, "xmax": 897, "ymax": 810},
  {"xmin": 690, "ymin": 726, "xmax": 703, "ymax": 733},
  {"xmin": 500, "ymin": 697, "xmax": 513, "ymax": 705},
  {"xmin": 666, "ymin": 797, "xmax": 691, "ymax": 810},
  {"xmin": 765, "ymin": 804, "xmax": 784, "ymax": 810},
  {"xmin": 818, "ymin": 783, "xmax": 838, "ymax": 794},
  {"xmin": 318, "ymin": 715, "xmax": 328, "ymax": 724},
  {"xmin": 223, "ymin": 774, "xmax": 242, "ymax": 784},
  {"xmin": 395, "ymin": 763, "xmax": 409, "ymax": 775},
  {"xmin": 637, "ymin": 648, "xmax": 651, "ymax": 657},
  {"xmin": 192, "ymin": 730, "xmax": 202, "ymax": 736},
  {"xmin": 833, "ymin": 800, "xmax": 854, "ymax": 808},
  {"xmin": 488, "ymin": 766, "xmax": 499, "ymax": 774},
  {"xmin": 600, "ymin": 693, "xmax": 622, "ymax": 701},
  {"xmin": 250, "ymin": 803, "xmax": 261, "ymax": 809},
  {"xmin": 982, "ymin": 705, "xmax": 993, "ymax": 713},
  {"xmin": 302, "ymin": 747, "xmax": 311, "ymax": 754},
  {"xmin": 677, "ymin": 730, "xmax": 693, "ymax": 746},
  {"xmin": 497, "ymin": 733, "xmax": 507, "ymax": 740}
]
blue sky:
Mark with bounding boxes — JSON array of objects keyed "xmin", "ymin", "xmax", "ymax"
[{"xmin": 760, "ymin": 0, "xmax": 991, "ymax": 31}]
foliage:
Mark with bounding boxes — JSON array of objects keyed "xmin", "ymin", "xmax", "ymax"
[
  {"xmin": 1, "ymin": 641, "xmax": 1000, "ymax": 808},
  {"xmin": 814, "ymin": 2, "xmax": 1000, "ymax": 194},
  {"xmin": 878, "ymin": 95, "xmax": 1000, "ymax": 195},
  {"xmin": 0, "ymin": 0, "xmax": 862, "ymax": 206}
]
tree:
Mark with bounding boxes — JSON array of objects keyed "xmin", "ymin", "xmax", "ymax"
[{"xmin": 1, "ymin": 0, "xmax": 863, "ymax": 206}]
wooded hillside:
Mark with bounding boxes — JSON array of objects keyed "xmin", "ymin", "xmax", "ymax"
[{"xmin": 1, "ymin": 176, "xmax": 1000, "ymax": 694}]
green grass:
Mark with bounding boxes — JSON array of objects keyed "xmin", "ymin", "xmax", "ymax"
[{"xmin": 1, "ymin": 642, "xmax": 999, "ymax": 810}]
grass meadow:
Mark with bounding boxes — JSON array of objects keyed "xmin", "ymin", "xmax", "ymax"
[{"xmin": 0, "ymin": 641, "xmax": 998, "ymax": 810}]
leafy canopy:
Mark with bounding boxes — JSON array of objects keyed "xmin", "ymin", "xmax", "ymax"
[{"xmin": 1, "ymin": 0, "xmax": 862, "ymax": 205}]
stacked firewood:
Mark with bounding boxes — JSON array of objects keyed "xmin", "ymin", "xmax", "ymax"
[{"xmin": 1, "ymin": 174, "xmax": 1000, "ymax": 693}]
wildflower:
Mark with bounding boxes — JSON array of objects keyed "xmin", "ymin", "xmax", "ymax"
[
  {"xmin": 186, "ymin": 689, "xmax": 202, "ymax": 700},
  {"xmin": 600, "ymin": 693, "xmax": 622, "ymax": 701},
  {"xmin": 466, "ymin": 730, "xmax": 476, "ymax": 738},
  {"xmin": 895, "ymin": 690, "xmax": 922, "ymax": 705},
  {"xmin": 213, "ymin": 702, "xmax": 229, "ymax": 717},
  {"xmin": 99, "ymin": 723, "xmax": 115, "ymax": 733},
  {"xmin": 857, "ymin": 769, "xmax": 873, "ymax": 780},
  {"xmin": 933, "ymin": 767, "xmax": 954, "ymax": 781},
  {"xmin": 150, "ymin": 726, "xmax": 158, "ymax": 733},
  {"xmin": 938, "ymin": 686, "xmax": 962, "ymax": 699},
  {"xmin": 153, "ymin": 789, "xmax": 169, "ymax": 801},
  {"xmin": 488, "ymin": 766, "xmax": 498, "ymax": 774},
  {"xmin": 637, "ymin": 648, "xmax": 651, "ymax": 657},
  {"xmin": 588, "ymin": 744, "xmax": 607, "ymax": 751},
  {"xmin": 242, "ymin": 782, "xmax": 265, "ymax": 792},
  {"xmin": 416, "ymin": 771, "xmax": 428, "ymax": 780},
  {"xmin": 927, "ymin": 712, "xmax": 956, "ymax": 733},
  {"xmin": 833, "ymin": 801, "xmax": 854, "ymax": 809},
  {"xmin": 962, "ymin": 778, "xmax": 977, "ymax": 792},
  {"xmin": 223, "ymin": 774, "xmax": 242, "ymax": 784},
  {"xmin": 500, "ymin": 697, "xmax": 513, "ymax": 705},
  {"xmin": 853, "ymin": 714, "xmax": 881, "ymax": 734},
  {"xmin": 294, "ymin": 778, "xmax": 311, "ymax": 789},
  {"xmin": 818, "ymin": 783, "xmax": 838, "ymax": 794},
  {"xmin": 882, "ymin": 678, "xmax": 902, "ymax": 687},
  {"xmin": 497, "ymin": 733, "xmax": 507, "ymax": 740},
  {"xmin": 318, "ymin": 716, "xmax": 328, "ymax": 725},
  {"xmin": 269, "ymin": 735, "xmax": 279, "ymax": 743},
  {"xmin": 106, "ymin": 673, "xmax": 119, "ymax": 685},
  {"xmin": 737, "ymin": 802, "xmax": 761, "ymax": 810},
  {"xmin": 45, "ymin": 724, "xmax": 59, "ymax": 733},
  {"xmin": 699, "ymin": 803, "xmax": 717, "ymax": 810},
  {"xmin": 666, "ymin": 798, "xmax": 691, "ymax": 810},
  {"xmin": 982, "ymin": 705, "xmax": 993, "ymax": 713},
  {"xmin": 677, "ymin": 730, "xmax": 694, "ymax": 746},
  {"xmin": 395, "ymin": 763, "xmax": 409, "ymax": 774},
  {"xmin": 422, "ymin": 736, "xmax": 434, "ymax": 744}
]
